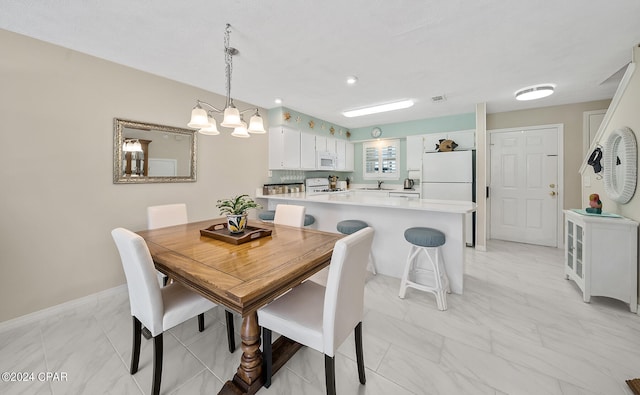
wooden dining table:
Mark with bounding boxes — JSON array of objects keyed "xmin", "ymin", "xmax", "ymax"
[{"xmin": 136, "ymin": 218, "xmax": 343, "ymax": 395}]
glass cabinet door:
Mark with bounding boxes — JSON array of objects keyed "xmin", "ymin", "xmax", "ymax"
[
  {"xmin": 567, "ymin": 221, "xmax": 574, "ymax": 269},
  {"xmin": 576, "ymin": 224, "xmax": 583, "ymax": 278}
]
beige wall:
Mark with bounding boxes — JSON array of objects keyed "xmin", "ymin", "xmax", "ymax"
[
  {"xmin": 487, "ymin": 99, "xmax": 612, "ymax": 211},
  {"xmin": 0, "ymin": 30, "xmax": 269, "ymax": 322}
]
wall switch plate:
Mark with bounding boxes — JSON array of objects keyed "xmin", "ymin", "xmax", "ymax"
[
  {"xmin": 268, "ymin": 170, "xmax": 272, "ymax": 177},
  {"xmin": 583, "ymin": 175, "xmax": 591, "ymax": 187}
]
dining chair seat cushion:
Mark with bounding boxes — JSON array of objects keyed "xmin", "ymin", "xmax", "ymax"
[
  {"xmin": 258, "ymin": 280, "xmax": 325, "ymax": 353},
  {"xmin": 404, "ymin": 227, "xmax": 446, "ymax": 248},
  {"xmin": 160, "ymin": 283, "xmax": 217, "ymax": 336},
  {"xmin": 258, "ymin": 210, "xmax": 275, "ymax": 221},
  {"xmin": 337, "ymin": 220, "xmax": 368, "ymax": 235}
]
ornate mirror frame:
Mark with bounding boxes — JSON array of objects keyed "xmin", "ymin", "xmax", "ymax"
[
  {"xmin": 603, "ymin": 126, "xmax": 637, "ymax": 203},
  {"xmin": 113, "ymin": 118, "xmax": 197, "ymax": 184}
]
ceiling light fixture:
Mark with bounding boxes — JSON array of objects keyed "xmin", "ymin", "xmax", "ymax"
[
  {"xmin": 343, "ymin": 99, "xmax": 414, "ymax": 118},
  {"xmin": 346, "ymin": 76, "xmax": 358, "ymax": 85},
  {"xmin": 187, "ymin": 24, "xmax": 266, "ymax": 137},
  {"xmin": 515, "ymin": 84, "xmax": 555, "ymax": 101},
  {"xmin": 274, "ymin": 98, "xmax": 282, "ymax": 104}
]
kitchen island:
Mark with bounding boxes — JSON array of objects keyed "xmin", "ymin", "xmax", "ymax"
[{"xmin": 256, "ymin": 190, "xmax": 476, "ymax": 294}]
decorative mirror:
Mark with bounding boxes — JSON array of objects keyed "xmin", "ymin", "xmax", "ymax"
[
  {"xmin": 113, "ymin": 118, "xmax": 197, "ymax": 184},
  {"xmin": 603, "ymin": 126, "xmax": 637, "ymax": 203}
]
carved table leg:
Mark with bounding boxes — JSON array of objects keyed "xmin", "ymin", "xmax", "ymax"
[{"xmin": 220, "ymin": 312, "xmax": 263, "ymax": 395}]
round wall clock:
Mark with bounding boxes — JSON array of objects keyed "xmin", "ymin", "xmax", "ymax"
[{"xmin": 371, "ymin": 127, "xmax": 382, "ymax": 138}]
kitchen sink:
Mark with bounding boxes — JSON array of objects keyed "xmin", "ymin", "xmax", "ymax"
[{"xmin": 358, "ymin": 187, "xmax": 394, "ymax": 190}]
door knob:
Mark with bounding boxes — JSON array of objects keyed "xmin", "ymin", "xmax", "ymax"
[{"xmin": 549, "ymin": 191, "xmax": 556, "ymax": 196}]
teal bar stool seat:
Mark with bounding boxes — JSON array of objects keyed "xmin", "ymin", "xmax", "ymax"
[
  {"xmin": 337, "ymin": 220, "xmax": 377, "ymax": 275},
  {"xmin": 399, "ymin": 227, "xmax": 450, "ymax": 310},
  {"xmin": 258, "ymin": 210, "xmax": 275, "ymax": 221},
  {"xmin": 260, "ymin": 210, "xmax": 315, "ymax": 226},
  {"xmin": 304, "ymin": 215, "xmax": 315, "ymax": 226}
]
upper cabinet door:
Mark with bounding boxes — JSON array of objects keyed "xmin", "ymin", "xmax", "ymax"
[
  {"xmin": 406, "ymin": 135, "xmax": 423, "ymax": 170},
  {"xmin": 300, "ymin": 132, "xmax": 316, "ymax": 169},
  {"xmin": 447, "ymin": 129, "xmax": 475, "ymax": 150},
  {"xmin": 268, "ymin": 126, "xmax": 301, "ymax": 169}
]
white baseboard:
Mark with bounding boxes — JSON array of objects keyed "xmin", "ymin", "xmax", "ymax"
[{"xmin": 0, "ymin": 284, "xmax": 127, "ymax": 334}]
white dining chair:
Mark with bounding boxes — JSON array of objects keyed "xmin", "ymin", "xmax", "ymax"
[
  {"xmin": 147, "ymin": 204, "xmax": 188, "ymax": 287},
  {"xmin": 258, "ymin": 227, "xmax": 375, "ymax": 395},
  {"xmin": 147, "ymin": 203, "xmax": 188, "ymax": 230},
  {"xmin": 111, "ymin": 228, "xmax": 233, "ymax": 395},
  {"xmin": 146, "ymin": 203, "xmax": 236, "ymax": 353},
  {"xmin": 273, "ymin": 204, "xmax": 306, "ymax": 227}
]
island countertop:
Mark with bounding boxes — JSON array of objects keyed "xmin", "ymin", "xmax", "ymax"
[
  {"xmin": 256, "ymin": 190, "xmax": 476, "ymax": 294},
  {"xmin": 256, "ymin": 191, "xmax": 476, "ymax": 213}
]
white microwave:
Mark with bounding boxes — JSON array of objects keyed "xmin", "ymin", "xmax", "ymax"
[{"xmin": 316, "ymin": 151, "xmax": 337, "ymax": 170}]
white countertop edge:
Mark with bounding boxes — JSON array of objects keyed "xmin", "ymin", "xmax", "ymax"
[{"xmin": 256, "ymin": 191, "xmax": 476, "ymax": 214}]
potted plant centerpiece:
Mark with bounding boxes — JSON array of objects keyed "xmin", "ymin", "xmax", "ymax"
[{"xmin": 216, "ymin": 194, "xmax": 262, "ymax": 234}]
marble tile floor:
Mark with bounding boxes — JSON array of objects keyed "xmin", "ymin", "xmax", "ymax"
[{"xmin": 2, "ymin": 240, "xmax": 640, "ymax": 394}]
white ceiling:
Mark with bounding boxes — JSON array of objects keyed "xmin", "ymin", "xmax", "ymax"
[{"xmin": 1, "ymin": 0, "xmax": 639, "ymax": 129}]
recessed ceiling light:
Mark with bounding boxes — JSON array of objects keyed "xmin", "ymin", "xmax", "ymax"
[
  {"xmin": 346, "ymin": 76, "xmax": 358, "ymax": 85},
  {"xmin": 342, "ymin": 99, "xmax": 414, "ymax": 118},
  {"xmin": 515, "ymin": 84, "xmax": 555, "ymax": 101},
  {"xmin": 274, "ymin": 98, "xmax": 282, "ymax": 104}
]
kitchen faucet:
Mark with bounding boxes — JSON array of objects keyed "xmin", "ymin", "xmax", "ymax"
[{"xmin": 377, "ymin": 180, "xmax": 384, "ymax": 189}]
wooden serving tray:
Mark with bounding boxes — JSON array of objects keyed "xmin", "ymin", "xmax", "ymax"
[{"xmin": 200, "ymin": 223, "xmax": 272, "ymax": 245}]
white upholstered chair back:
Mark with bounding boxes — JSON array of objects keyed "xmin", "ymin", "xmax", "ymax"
[
  {"xmin": 323, "ymin": 227, "xmax": 374, "ymax": 356},
  {"xmin": 111, "ymin": 228, "xmax": 164, "ymax": 336},
  {"xmin": 273, "ymin": 204, "xmax": 306, "ymax": 227},
  {"xmin": 147, "ymin": 203, "xmax": 188, "ymax": 229}
]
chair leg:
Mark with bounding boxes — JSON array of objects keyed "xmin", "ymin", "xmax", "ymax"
[
  {"xmin": 151, "ymin": 334, "xmax": 163, "ymax": 395},
  {"xmin": 130, "ymin": 316, "xmax": 142, "ymax": 374},
  {"xmin": 198, "ymin": 313, "xmax": 205, "ymax": 332},
  {"xmin": 354, "ymin": 322, "xmax": 366, "ymax": 385},
  {"xmin": 262, "ymin": 327, "xmax": 273, "ymax": 388},
  {"xmin": 225, "ymin": 310, "xmax": 236, "ymax": 353},
  {"xmin": 324, "ymin": 355, "xmax": 336, "ymax": 395}
]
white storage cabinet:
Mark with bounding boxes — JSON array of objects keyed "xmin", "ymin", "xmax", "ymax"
[{"xmin": 564, "ymin": 210, "xmax": 638, "ymax": 312}]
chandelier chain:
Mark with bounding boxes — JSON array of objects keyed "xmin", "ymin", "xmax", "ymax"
[{"xmin": 224, "ymin": 24, "xmax": 233, "ymax": 108}]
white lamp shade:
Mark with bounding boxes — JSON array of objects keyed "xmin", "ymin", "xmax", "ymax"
[
  {"xmin": 188, "ymin": 107, "xmax": 211, "ymax": 129},
  {"xmin": 221, "ymin": 106, "xmax": 242, "ymax": 128},
  {"xmin": 199, "ymin": 117, "xmax": 220, "ymax": 135},
  {"xmin": 231, "ymin": 122, "xmax": 250, "ymax": 138},
  {"xmin": 123, "ymin": 141, "xmax": 133, "ymax": 152},
  {"xmin": 248, "ymin": 113, "xmax": 266, "ymax": 134},
  {"xmin": 131, "ymin": 140, "xmax": 143, "ymax": 152}
]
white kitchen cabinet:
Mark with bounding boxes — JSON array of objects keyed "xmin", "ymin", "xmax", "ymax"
[
  {"xmin": 564, "ymin": 210, "xmax": 638, "ymax": 312},
  {"xmin": 326, "ymin": 137, "xmax": 337, "ymax": 154},
  {"xmin": 406, "ymin": 135, "xmax": 423, "ymax": 171},
  {"xmin": 268, "ymin": 126, "xmax": 301, "ymax": 169},
  {"xmin": 315, "ymin": 136, "xmax": 327, "ymax": 152},
  {"xmin": 423, "ymin": 129, "xmax": 476, "ymax": 152},
  {"xmin": 345, "ymin": 141, "xmax": 354, "ymax": 171},
  {"xmin": 447, "ymin": 129, "xmax": 475, "ymax": 151},
  {"xmin": 335, "ymin": 139, "xmax": 354, "ymax": 171},
  {"xmin": 300, "ymin": 132, "xmax": 317, "ymax": 169},
  {"xmin": 335, "ymin": 139, "xmax": 346, "ymax": 170}
]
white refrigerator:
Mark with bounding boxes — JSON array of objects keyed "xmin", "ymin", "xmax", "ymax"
[{"xmin": 421, "ymin": 150, "xmax": 475, "ymax": 246}]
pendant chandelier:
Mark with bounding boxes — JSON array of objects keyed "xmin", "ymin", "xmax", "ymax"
[{"xmin": 187, "ymin": 24, "xmax": 266, "ymax": 138}]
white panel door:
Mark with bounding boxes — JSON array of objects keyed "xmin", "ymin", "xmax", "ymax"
[{"xmin": 490, "ymin": 127, "xmax": 559, "ymax": 247}]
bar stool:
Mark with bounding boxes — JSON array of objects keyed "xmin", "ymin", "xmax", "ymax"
[
  {"xmin": 259, "ymin": 210, "xmax": 315, "ymax": 226},
  {"xmin": 337, "ymin": 220, "xmax": 377, "ymax": 275},
  {"xmin": 398, "ymin": 227, "xmax": 449, "ymax": 310}
]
